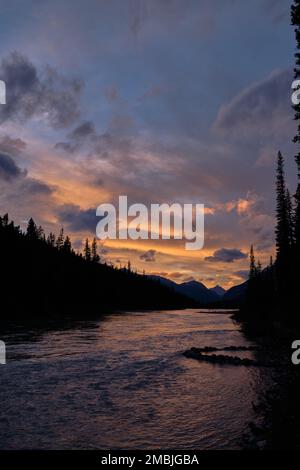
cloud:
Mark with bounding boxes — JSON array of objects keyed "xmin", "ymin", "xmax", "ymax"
[
  {"xmin": 56, "ymin": 203, "xmax": 98, "ymax": 232},
  {"xmin": 0, "ymin": 149, "xmax": 55, "ymax": 231},
  {"xmin": 0, "ymin": 145, "xmax": 53, "ymax": 195},
  {"xmin": 55, "ymin": 121, "xmax": 96, "ymax": 153},
  {"xmin": 214, "ymin": 69, "xmax": 292, "ymax": 136},
  {"xmin": 70, "ymin": 121, "xmax": 96, "ymax": 139},
  {"xmin": 205, "ymin": 248, "xmax": 247, "ymax": 263},
  {"xmin": 22, "ymin": 179, "xmax": 53, "ymax": 195},
  {"xmin": 234, "ymin": 270, "xmax": 249, "ymax": 280},
  {"xmin": 182, "ymin": 276, "xmax": 195, "ymax": 283},
  {"xmin": 0, "ymin": 152, "xmax": 26, "ymax": 180},
  {"xmin": 0, "ymin": 52, "xmax": 83, "ymax": 128},
  {"xmin": 0, "ymin": 135, "xmax": 27, "ymax": 155},
  {"xmin": 55, "ymin": 117, "xmax": 134, "ymax": 160},
  {"xmin": 140, "ymin": 249, "xmax": 156, "ymax": 262}
]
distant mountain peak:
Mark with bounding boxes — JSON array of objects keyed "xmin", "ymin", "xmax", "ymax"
[
  {"xmin": 209, "ymin": 285, "xmax": 226, "ymax": 297},
  {"xmin": 180, "ymin": 279, "xmax": 207, "ymax": 289}
]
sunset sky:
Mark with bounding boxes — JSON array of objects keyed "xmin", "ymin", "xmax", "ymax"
[{"xmin": 0, "ymin": 0, "xmax": 297, "ymax": 288}]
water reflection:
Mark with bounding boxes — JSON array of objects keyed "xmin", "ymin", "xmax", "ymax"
[{"xmin": 0, "ymin": 309, "xmax": 263, "ymax": 449}]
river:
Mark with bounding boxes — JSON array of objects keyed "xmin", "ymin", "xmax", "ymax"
[{"xmin": 0, "ymin": 309, "xmax": 264, "ymax": 449}]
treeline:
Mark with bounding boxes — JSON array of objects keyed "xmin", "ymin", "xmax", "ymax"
[
  {"xmin": 240, "ymin": 2, "xmax": 300, "ymax": 324},
  {"xmin": 241, "ymin": 151, "xmax": 298, "ymax": 323},
  {"xmin": 0, "ymin": 214, "xmax": 194, "ymax": 318}
]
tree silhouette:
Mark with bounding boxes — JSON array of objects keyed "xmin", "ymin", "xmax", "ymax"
[
  {"xmin": 84, "ymin": 238, "xmax": 91, "ymax": 262},
  {"xmin": 249, "ymin": 245, "xmax": 256, "ymax": 280},
  {"xmin": 275, "ymin": 152, "xmax": 290, "ymax": 260},
  {"xmin": 63, "ymin": 235, "xmax": 72, "ymax": 254},
  {"xmin": 47, "ymin": 232, "xmax": 56, "ymax": 246},
  {"xmin": 56, "ymin": 228, "xmax": 64, "ymax": 250},
  {"xmin": 0, "ymin": 213, "xmax": 192, "ymax": 317},
  {"xmin": 91, "ymin": 237, "xmax": 100, "ymax": 263},
  {"xmin": 292, "ymin": 0, "xmax": 300, "ymax": 261},
  {"xmin": 26, "ymin": 218, "xmax": 38, "ymax": 239}
]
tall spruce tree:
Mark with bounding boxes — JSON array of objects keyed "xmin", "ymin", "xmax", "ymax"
[
  {"xmin": 275, "ymin": 152, "xmax": 290, "ymax": 260},
  {"xmin": 91, "ymin": 237, "xmax": 100, "ymax": 263},
  {"xmin": 291, "ymin": 0, "xmax": 300, "ymax": 257},
  {"xmin": 56, "ymin": 228, "xmax": 64, "ymax": 250},
  {"xmin": 286, "ymin": 189, "xmax": 295, "ymax": 247},
  {"xmin": 26, "ymin": 218, "xmax": 38, "ymax": 239},
  {"xmin": 47, "ymin": 232, "xmax": 56, "ymax": 246},
  {"xmin": 62, "ymin": 235, "xmax": 72, "ymax": 253},
  {"xmin": 84, "ymin": 238, "xmax": 91, "ymax": 262},
  {"xmin": 249, "ymin": 245, "xmax": 256, "ymax": 280}
]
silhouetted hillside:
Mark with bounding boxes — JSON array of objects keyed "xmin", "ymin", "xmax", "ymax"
[
  {"xmin": 0, "ymin": 214, "xmax": 195, "ymax": 318},
  {"xmin": 149, "ymin": 275, "xmax": 226, "ymax": 305},
  {"xmin": 223, "ymin": 281, "xmax": 247, "ymax": 305}
]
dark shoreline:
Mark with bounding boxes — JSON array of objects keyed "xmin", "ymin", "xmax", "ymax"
[{"xmin": 234, "ymin": 313, "xmax": 300, "ymax": 450}]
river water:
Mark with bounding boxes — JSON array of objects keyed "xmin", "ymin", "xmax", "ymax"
[{"xmin": 0, "ymin": 309, "xmax": 264, "ymax": 449}]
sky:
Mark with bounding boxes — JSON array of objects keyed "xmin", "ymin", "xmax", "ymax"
[{"xmin": 0, "ymin": 0, "xmax": 297, "ymax": 288}]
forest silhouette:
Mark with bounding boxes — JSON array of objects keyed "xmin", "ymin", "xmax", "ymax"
[
  {"xmin": 238, "ymin": 1, "xmax": 300, "ymax": 326},
  {"xmin": 0, "ymin": 214, "xmax": 194, "ymax": 318}
]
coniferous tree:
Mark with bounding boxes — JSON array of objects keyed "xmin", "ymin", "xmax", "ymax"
[
  {"xmin": 274, "ymin": 151, "xmax": 295, "ymax": 313},
  {"xmin": 1, "ymin": 212, "xmax": 192, "ymax": 316},
  {"xmin": 91, "ymin": 237, "xmax": 100, "ymax": 263},
  {"xmin": 2, "ymin": 213, "xmax": 8, "ymax": 227},
  {"xmin": 286, "ymin": 189, "xmax": 295, "ymax": 247},
  {"xmin": 84, "ymin": 238, "xmax": 91, "ymax": 261},
  {"xmin": 275, "ymin": 152, "xmax": 290, "ymax": 260},
  {"xmin": 249, "ymin": 245, "xmax": 256, "ymax": 280},
  {"xmin": 62, "ymin": 235, "xmax": 72, "ymax": 253},
  {"xmin": 26, "ymin": 218, "xmax": 38, "ymax": 239},
  {"xmin": 291, "ymin": 0, "xmax": 300, "ymax": 259},
  {"xmin": 47, "ymin": 232, "xmax": 56, "ymax": 246},
  {"xmin": 257, "ymin": 260, "xmax": 262, "ymax": 275},
  {"xmin": 56, "ymin": 228, "xmax": 64, "ymax": 250},
  {"xmin": 37, "ymin": 225, "xmax": 45, "ymax": 240},
  {"xmin": 245, "ymin": 245, "xmax": 258, "ymax": 315}
]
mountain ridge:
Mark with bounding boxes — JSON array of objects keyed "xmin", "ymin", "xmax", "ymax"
[{"xmin": 148, "ymin": 275, "xmax": 245, "ymax": 306}]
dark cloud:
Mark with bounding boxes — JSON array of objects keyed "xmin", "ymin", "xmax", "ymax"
[
  {"xmin": 54, "ymin": 141, "xmax": 77, "ymax": 153},
  {"xmin": 22, "ymin": 179, "xmax": 53, "ymax": 195},
  {"xmin": 214, "ymin": 69, "xmax": 292, "ymax": 135},
  {"xmin": 0, "ymin": 149, "xmax": 53, "ymax": 197},
  {"xmin": 0, "ymin": 152, "xmax": 26, "ymax": 180},
  {"xmin": 205, "ymin": 248, "xmax": 247, "ymax": 263},
  {"xmin": 55, "ymin": 121, "xmax": 96, "ymax": 153},
  {"xmin": 0, "ymin": 52, "xmax": 83, "ymax": 128},
  {"xmin": 70, "ymin": 121, "xmax": 96, "ymax": 140},
  {"xmin": 55, "ymin": 118, "xmax": 133, "ymax": 161},
  {"xmin": 57, "ymin": 203, "xmax": 98, "ymax": 232},
  {"xmin": 0, "ymin": 135, "xmax": 27, "ymax": 155},
  {"xmin": 234, "ymin": 270, "xmax": 249, "ymax": 280},
  {"xmin": 140, "ymin": 249, "xmax": 156, "ymax": 262}
]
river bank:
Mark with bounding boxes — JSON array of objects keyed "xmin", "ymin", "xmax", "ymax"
[{"xmin": 234, "ymin": 315, "xmax": 300, "ymax": 450}]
